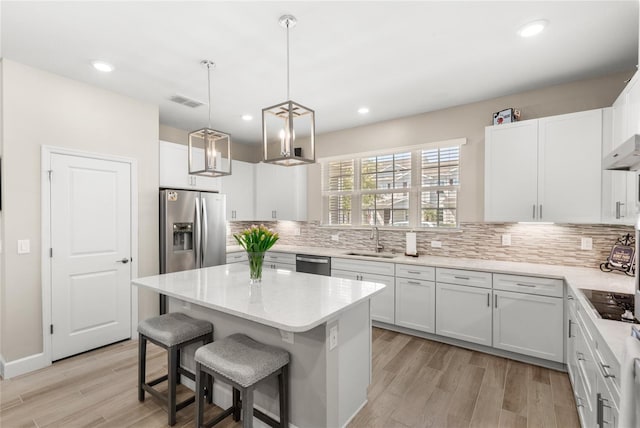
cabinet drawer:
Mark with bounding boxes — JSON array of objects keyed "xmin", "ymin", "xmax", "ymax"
[
  {"xmin": 493, "ymin": 274, "xmax": 563, "ymax": 297},
  {"xmin": 265, "ymin": 261, "xmax": 295, "ymax": 272},
  {"xmin": 435, "ymin": 268, "xmax": 492, "ymax": 289},
  {"xmin": 332, "ymin": 257, "xmax": 395, "ymax": 276},
  {"xmin": 226, "ymin": 252, "xmax": 248, "ymax": 263},
  {"xmin": 395, "ymin": 264, "xmax": 435, "ymax": 281},
  {"xmin": 265, "ymin": 252, "xmax": 296, "ymax": 265},
  {"xmin": 594, "ymin": 338, "xmax": 621, "ymax": 400}
]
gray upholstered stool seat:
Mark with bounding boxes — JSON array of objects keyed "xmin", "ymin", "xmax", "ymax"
[
  {"xmin": 194, "ymin": 334, "xmax": 290, "ymax": 428},
  {"xmin": 138, "ymin": 313, "xmax": 213, "ymax": 426},
  {"xmin": 138, "ymin": 312, "xmax": 212, "ymax": 347}
]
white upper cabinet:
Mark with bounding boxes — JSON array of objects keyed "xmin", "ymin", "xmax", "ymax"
[
  {"xmin": 609, "ymin": 70, "xmax": 640, "ymax": 151},
  {"xmin": 220, "ymin": 160, "xmax": 255, "ymax": 221},
  {"xmin": 485, "ymin": 109, "xmax": 603, "ymax": 223},
  {"xmin": 159, "ymin": 140, "xmax": 221, "ymax": 192},
  {"xmin": 254, "ymin": 162, "xmax": 307, "ymax": 221}
]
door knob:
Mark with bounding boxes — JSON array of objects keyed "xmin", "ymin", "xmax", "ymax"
[{"xmin": 117, "ymin": 258, "xmax": 130, "ymax": 264}]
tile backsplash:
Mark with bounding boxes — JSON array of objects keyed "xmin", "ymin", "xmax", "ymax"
[{"xmin": 227, "ymin": 221, "xmax": 634, "ymax": 269}]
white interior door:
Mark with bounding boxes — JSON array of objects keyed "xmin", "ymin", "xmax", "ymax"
[{"xmin": 50, "ymin": 153, "xmax": 132, "ymax": 361}]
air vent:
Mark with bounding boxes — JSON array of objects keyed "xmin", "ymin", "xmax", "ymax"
[{"xmin": 169, "ymin": 95, "xmax": 205, "ymax": 108}]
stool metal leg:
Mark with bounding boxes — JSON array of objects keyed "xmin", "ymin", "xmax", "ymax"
[
  {"xmin": 168, "ymin": 345, "xmax": 178, "ymax": 426},
  {"xmin": 195, "ymin": 362, "xmax": 205, "ymax": 428},
  {"xmin": 242, "ymin": 386, "xmax": 254, "ymax": 428},
  {"xmin": 205, "ymin": 333, "xmax": 214, "ymax": 404},
  {"xmin": 279, "ymin": 365, "xmax": 289, "ymax": 428},
  {"xmin": 138, "ymin": 334, "xmax": 146, "ymax": 402}
]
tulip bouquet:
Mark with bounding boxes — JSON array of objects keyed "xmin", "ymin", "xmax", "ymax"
[{"xmin": 233, "ymin": 225, "xmax": 279, "ymax": 282}]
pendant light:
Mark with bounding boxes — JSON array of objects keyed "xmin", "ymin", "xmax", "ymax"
[
  {"xmin": 262, "ymin": 15, "xmax": 316, "ymax": 166},
  {"xmin": 189, "ymin": 60, "xmax": 232, "ymax": 176}
]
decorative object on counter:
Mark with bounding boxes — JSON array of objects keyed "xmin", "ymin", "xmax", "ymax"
[
  {"xmin": 492, "ymin": 108, "xmax": 520, "ymax": 125},
  {"xmin": 405, "ymin": 232, "xmax": 418, "ymax": 257},
  {"xmin": 233, "ymin": 224, "xmax": 279, "ymax": 283},
  {"xmin": 262, "ymin": 14, "xmax": 316, "ymax": 166},
  {"xmin": 600, "ymin": 233, "xmax": 635, "ymax": 276},
  {"xmin": 188, "ymin": 60, "xmax": 232, "ymax": 177}
]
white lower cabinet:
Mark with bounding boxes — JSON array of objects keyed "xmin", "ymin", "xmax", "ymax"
[
  {"xmin": 435, "ymin": 282, "xmax": 492, "ymax": 346},
  {"xmin": 596, "ymin": 375, "xmax": 619, "ymax": 428},
  {"xmin": 395, "ymin": 277, "xmax": 435, "ymax": 333},
  {"xmin": 493, "ymin": 290, "xmax": 564, "ymax": 362},
  {"xmin": 264, "ymin": 251, "xmax": 296, "ymax": 272}
]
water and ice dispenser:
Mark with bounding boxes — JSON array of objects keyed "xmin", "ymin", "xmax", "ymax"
[{"xmin": 173, "ymin": 223, "xmax": 193, "ymax": 252}]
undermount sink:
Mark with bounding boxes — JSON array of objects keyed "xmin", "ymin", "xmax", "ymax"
[{"xmin": 344, "ymin": 251, "xmax": 397, "ymax": 259}]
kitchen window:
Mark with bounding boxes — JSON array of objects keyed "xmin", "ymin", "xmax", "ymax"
[{"xmin": 322, "ymin": 140, "xmax": 463, "ymax": 228}]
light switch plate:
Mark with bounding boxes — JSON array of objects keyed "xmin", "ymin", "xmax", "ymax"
[
  {"xmin": 581, "ymin": 237, "xmax": 593, "ymax": 251},
  {"xmin": 431, "ymin": 241, "xmax": 442, "ymax": 248},
  {"xmin": 501, "ymin": 234, "xmax": 511, "ymax": 246},
  {"xmin": 331, "ymin": 234, "xmax": 339, "ymax": 242},
  {"xmin": 17, "ymin": 239, "xmax": 30, "ymax": 254}
]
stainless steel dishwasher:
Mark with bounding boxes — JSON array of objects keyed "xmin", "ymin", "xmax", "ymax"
[{"xmin": 296, "ymin": 254, "xmax": 331, "ymax": 276}]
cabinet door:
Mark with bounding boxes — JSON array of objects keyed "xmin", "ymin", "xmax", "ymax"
[
  {"xmin": 596, "ymin": 377, "xmax": 619, "ymax": 428},
  {"xmin": 159, "ymin": 141, "xmax": 190, "ymax": 189},
  {"xmin": 625, "ymin": 74, "xmax": 640, "ymax": 142},
  {"xmin": 435, "ymin": 283, "xmax": 492, "ymax": 346},
  {"xmin": 538, "ymin": 109, "xmax": 602, "ymax": 223},
  {"xmin": 362, "ymin": 273, "xmax": 395, "ymax": 324},
  {"xmin": 611, "ymin": 91, "xmax": 627, "ymax": 150},
  {"xmin": 395, "ymin": 278, "xmax": 435, "ymax": 333},
  {"xmin": 221, "ymin": 160, "xmax": 255, "ymax": 221},
  {"xmin": 255, "ymin": 163, "xmax": 307, "ymax": 221},
  {"xmin": 493, "ymin": 290, "xmax": 563, "ymax": 362},
  {"xmin": 485, "ymin": 121, "xmax": 539, "ymax": 221}
]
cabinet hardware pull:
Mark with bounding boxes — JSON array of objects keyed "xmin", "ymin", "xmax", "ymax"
[
  {"xmin": 454, "ymin": 276, "xmax": 470, "ymax": 280},
  {"xmin": 575, "ymin": 396, "xmax": 584, "ymax": 408},
  {"xmin": 533, "ymin": 204, "xmax": 536, "ymax": 219},
  {"xmin": 487, "ymin": 293, "xmax": 490, "ymax": 307},
  {"xmin": 568, "ymin": 320, "xmax": 573, "ymax": 338},
  {"xmin": 577, "ymin": 352, "xmax": 585, "ymax": 361},
  {"xmin": 616, "ymin": 201, "xmax": 622, "ymax": 219},
  {"xmin": 407, "ymin": 281, "xmax": 422, "ymax": 285},
  {"xmin": 597, "ymin": 393, "xmax": 603, "ymax": 427},
  {"xmin": 116, "ymin": 258, "xmax": 130, "ymax": 264},
  {"xmin": 539, "ymin": 204, "xmax": 543, "ymax": 219},
  {"xmin": 600, "ymin": 363, "xmax": 615, "ymax": 378},
  {"xmin": 407, "ymin": 270, "xmax": 422, "ymax": 274},
  {"xmin": 494, "ymin": 294, "xmax": 498, "ymax": 308},
  {"xmin": 516, "ymin": 283, "xmax": 536, "ymax": 288},
  {"xmin": 568, "ymin": 295, "xmax": 574, "ymax": 300}
]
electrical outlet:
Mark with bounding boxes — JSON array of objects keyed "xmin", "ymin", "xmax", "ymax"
[
  {"xmin": 331, "ymin": 234, "xmax": 339, "ymax": 242},
  {"xmin": 431, "ymin": 240, "xmax": 442, "ymax": 248},
  {"xmin": 502, "ymin": 234, "xmax": 511, "ymax": 246},
  {"xmin": 329, "ymin": 325, "xmax": 338, "ymax": 350},
  {"xmin": 294, "ymin": 228, "xmax": 301, "ymax": 236},
  {"xmin": 581, "ymin": 237, "xmax": 593, "ymax": 251},
  {"xmin": 280, "ymin": 330, "xmax": 294, "ymax": 344}
]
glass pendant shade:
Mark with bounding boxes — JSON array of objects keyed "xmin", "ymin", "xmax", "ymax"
[
  {"xmin": 262, "ymin": 100, "xmax": 315, "ymax": 166},
  {"xmin": 188, "ymin": 127, "xmax": 231, "ymax": 176}
]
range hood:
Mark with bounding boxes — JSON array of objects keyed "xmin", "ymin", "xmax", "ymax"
[{"xmin": 603, "ymin": 135, "xmax": 640, "ymax": 170}]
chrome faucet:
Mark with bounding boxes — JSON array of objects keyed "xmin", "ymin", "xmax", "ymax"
[{"xmin": 370, "ymin": 227, "xmax": 384, "ymax": 253}]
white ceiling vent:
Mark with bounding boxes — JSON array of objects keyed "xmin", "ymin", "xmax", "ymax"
[{"xmin": 169, "ymin": 95, "xmax": 205, "ymax": 108}]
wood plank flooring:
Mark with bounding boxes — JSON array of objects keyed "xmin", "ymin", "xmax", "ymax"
[{"xmin": 0, "ymin": 328, "xmax": 579, "ymax": 428}]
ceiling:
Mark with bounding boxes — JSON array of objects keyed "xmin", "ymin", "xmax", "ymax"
[{"xmin": 2, "ymin": 1, "xmax": 638, "ymax": 145}]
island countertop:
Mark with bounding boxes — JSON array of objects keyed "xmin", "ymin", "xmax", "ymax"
[{"xmin": 132, "ymin": 263, "xmax": 385, "ymax": 332}]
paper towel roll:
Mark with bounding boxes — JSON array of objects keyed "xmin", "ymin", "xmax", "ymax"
[{"xmin": 406, "ymin": 232, "xmax": 417, "ymax": 256}]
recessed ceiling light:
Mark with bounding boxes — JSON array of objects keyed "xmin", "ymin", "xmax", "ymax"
[
  {"xmin": 91, "ymin": 61, "xmax": 114, "ymax": 73},
  {"xmin": 358, "ymin": 107, "xmax": 370, "ymax": 114},
  {"xmin": 518, "ymin": 20, "xmax": 548, "ymax": 38},
  {"xmin": 241, "ymin": 114, "xmax": 253, "ymax": 121}
]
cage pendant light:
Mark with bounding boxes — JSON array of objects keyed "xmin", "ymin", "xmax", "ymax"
[
  {"xmin": 189, "ymin": 60, "xmax": 232, "ymax": 177},
  {"xmin": 262, "ymin": 15, "xmax": 316, "ymax": 166}
]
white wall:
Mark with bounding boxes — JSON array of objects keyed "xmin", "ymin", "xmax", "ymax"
[
  {"xmin": 308, "ymin": 70, "xmax": 633, "ymax": 222},
  {"xmin": 0, "ymin": 60, "xmax": 159, "ymax": 363}
]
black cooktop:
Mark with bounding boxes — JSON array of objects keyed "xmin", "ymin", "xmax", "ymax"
[{"xmin": 580, "ymin": 289, "xmax": 639, "ymax": 324}]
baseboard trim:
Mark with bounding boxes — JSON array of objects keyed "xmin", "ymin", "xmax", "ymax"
[
  {"xmin": 0, "ymin": 354, "xmax": 5, "ymax": 379},
  {"xmin": 342, "ymin": 399, "xmax": 368, "ymax": 428},
  {"xmin": 373, "ymin": 322, "xmax": 567, "ymax": 372},
  {"xmin": 1, "ymin": 352, "xmax": 50, "ymax": 379}
]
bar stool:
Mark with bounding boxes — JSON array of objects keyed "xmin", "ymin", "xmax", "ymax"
[
  {"xmin": 194, "ymin": 333, "xmax": 290, "ymax": 428},
  {"xmin": 138, "ymin": 312, "xmax": 213, "ymax": 426}
]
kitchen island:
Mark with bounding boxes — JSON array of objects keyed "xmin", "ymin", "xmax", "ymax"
[{"xmin": 132, "ymin": 263, "xmax": 385, "ymax": 428}]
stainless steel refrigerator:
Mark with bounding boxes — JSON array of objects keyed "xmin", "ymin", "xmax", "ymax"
[{"xmin": 159, "ymin": 189, "xmax": 226, "ymax": 313}]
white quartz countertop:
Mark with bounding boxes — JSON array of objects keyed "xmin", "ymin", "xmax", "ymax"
[
  {"xmin": 228, "ymin": 244, "xmax": 636, "ymax": 364},
  {"xmin": 132, "ymin": 263, "xmax": 385, "ymax": 333}
]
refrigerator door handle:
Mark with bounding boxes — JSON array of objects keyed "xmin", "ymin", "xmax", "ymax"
[
  {"xmin": 202, "ymin": 196, "xmax": 208, "ymax": 267},
  {"xmin": 194, "ymin": 196, "xmax": 201, "ymax": 268}
]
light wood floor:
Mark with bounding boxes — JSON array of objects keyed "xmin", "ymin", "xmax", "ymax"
[{"xmin": 0, "ymin": 328, "xmax": 579, "ymax": 428}]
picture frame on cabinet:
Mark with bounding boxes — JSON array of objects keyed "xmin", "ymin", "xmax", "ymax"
[{"xmin": 492, "ymin": 108, "xmax": 520, "ymax": 125}]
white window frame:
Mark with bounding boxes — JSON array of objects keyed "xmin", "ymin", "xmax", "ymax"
[{"xmin": 320, "ymin": 138, "xmax": 466, "ymax": 228}]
